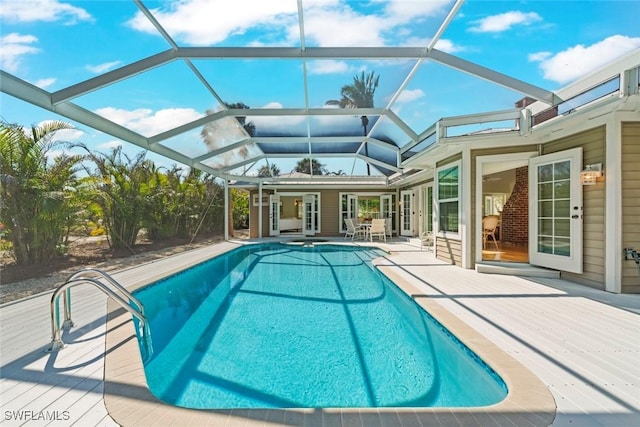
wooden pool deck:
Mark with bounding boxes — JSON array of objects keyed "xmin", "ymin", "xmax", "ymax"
[{"xmin": 1, "ymin": 239, "xmax": 639, "ymax": 426}]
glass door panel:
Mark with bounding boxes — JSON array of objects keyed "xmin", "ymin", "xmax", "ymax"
[
  {"xmin": 269, "ymin": 194, "xmax": 280, "ymax": 236},
  {"xmin": 529, "ymin": 148, "xmax": 583, "ymax": 273}
]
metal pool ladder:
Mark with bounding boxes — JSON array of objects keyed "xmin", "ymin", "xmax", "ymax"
[{"xmin": 46, "ymin": 268, "xmax": 152, "ymax": 361}]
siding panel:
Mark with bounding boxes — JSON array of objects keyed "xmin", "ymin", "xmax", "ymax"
[
  {"xmin": 436, "ymin": 237, "xmax": 462, "ymax": 265},
  {"xmin": 544, "ymin": 126, "xmax": 606, "ymax": 288},
  {"xmin": 622, "ymin": 122, "xmax": 640, "ymax": 293}
]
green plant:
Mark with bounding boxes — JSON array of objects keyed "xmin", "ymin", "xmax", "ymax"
[
  {"xmin": 74, "ymin": 144, "xmax": 154, "ymax": 252},
  {"xmin": 0, "ymin": 120, "xmax": 82, "ymax": 264}
]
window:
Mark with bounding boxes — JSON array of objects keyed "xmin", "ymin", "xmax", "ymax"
[
  {"xmin": 357, "ymin": 196, "xmax": 380, "ymax": 222},
  {"xmin": 339, "ymin": 193, "xmax": 395, "ymax": 232},
  {"xmin": 252, "ymin": 194, "xmax": 269, "ymax": 207},
  {"xmin": 436, "ymin": 162, "xmax": 460, "ymax": 234}
]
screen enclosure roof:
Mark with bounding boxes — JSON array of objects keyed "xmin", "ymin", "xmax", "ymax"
[{"xmin": 2, "ymin": 0, "xmax": 638, "ymax": 184}]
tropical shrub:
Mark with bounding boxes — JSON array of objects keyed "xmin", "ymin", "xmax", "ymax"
[
  {"xmin": 76, "ymin": 145, "xmax": 154, "ymax": 252},
  {"xmin": 0, "ymin": 121, "xmax": 82, "ymax": 264}
]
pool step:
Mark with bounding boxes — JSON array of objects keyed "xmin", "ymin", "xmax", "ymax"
[{"xmin": 475, "ymin": 262, "xmax": 560, "ymax": 278}]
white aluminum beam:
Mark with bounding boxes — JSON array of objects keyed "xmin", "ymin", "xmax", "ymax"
[
  {"xmin": 51, "ymin": 50, "xmax": 176, "ymax": 104},
  {"xmin": 428, "ymin": 48, "xmax": 559, "ymax": 104},
  {"xmin": 401, "ymin": 123, "xmax": 437, "ymax": 154},
  {"xmin": 365, "ymin": 138, "xmax": 400, "ymax": 153},
  {"xmin": 355, "ymin": 154, "xmax": 401, "ymax": 172},
  {"xmin": 218, "ymin": 155, "xmax": 266, "ymax": 173},
  {"xmin": 235, "ymin": 107, "xmax": 384, "ymax": 117},
  {"xmin": 177, "ymin": 46, "xmax": 432, "ymax": 60},
  {"xmin": 192, "ymin": 138, "xmax": 254, "ymax": 163},
  {"xmin": 384, "ymin": 110, "xmax": 419, "ymax": 141},
  {"xmin": 0, "ymin": 71, "xmax": 213, "ymax": 172},
  {"xmin": 439, "ymin": 108, "xmax": 521, "ymax": 128},
  {"xmin": 427, "ymin": 0, "xmax": 465, "ymax": 51}
]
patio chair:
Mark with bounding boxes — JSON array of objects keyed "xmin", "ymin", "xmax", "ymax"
[
  {"xmin": 384, "ymin": 217, "xmax": 392, "ymax": 237},
  {"xmin": 344, "ymin": 218, "xmax": 365, "ymax": 240},
  {"xmin": 369, "ymin": 218, "xmax": 386, "ymax": 242},
  {"xmin": 482, "ymin": 215, "xmax": 500, "ymax": 250},
  {"xmin": 420, "ymin": 231, "xmax": 433, "ymax": 251}
]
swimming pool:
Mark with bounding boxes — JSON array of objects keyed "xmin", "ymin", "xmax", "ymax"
[{"xmin": 133, "ymin": 243, "xmax": 507, "ymax": 409}]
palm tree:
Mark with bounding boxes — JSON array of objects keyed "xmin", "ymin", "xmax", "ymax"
[
  {"xmin": 328, "ymin": 71, "xmax": 380, "ymax": 175},
  {"xmin": 225, "ymin": 102, "xmax": 256, "ymax": 137},
  {"xmin": 0, "ymin": 121, "xmax": 82, "ymax": 264},
  {"xmin": 294, "ymin": 157, "xmax": 326, "ymax": 176},
  {"xmin": 257, "ymin": 163, "xmax": 280, "ymax": 177},
  {"xmin": 75, "ymin": 144, "xmax": 154, "ymax": 252}
]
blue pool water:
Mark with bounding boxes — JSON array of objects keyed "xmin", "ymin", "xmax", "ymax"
[{"xmin": 133, "ymin": 243, "xmax": 507, "ymax": 409}]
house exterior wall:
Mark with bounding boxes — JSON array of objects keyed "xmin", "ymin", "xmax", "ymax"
[
  {"xmin": 245, "ymin": 122, "xmax": 637, "ymax": 293},
  {"xmin": 435, "ymin": 238, "xmax": 462, "ymax": 265},
  {"xmin": 248, "ymin": 187, "xmax": 382, "ymax": 238},
  {"xmin": 542, "ymin": 125, "xmax": 606, "ymax": 289},
  {"xmin": 622, "ymin": 121, "xmax": 640, "ymax": 293},
  {"xmin": 248, "ymin": 190, "xmax": 274, "ymax": 238},
  {"xmin": 318, "ymin": 189, "xmax": 341, "ymax": 236}
]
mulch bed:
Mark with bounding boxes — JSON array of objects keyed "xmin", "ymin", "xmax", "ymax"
[{"xmin": 0, "ymin": 233, "xmax": 221, "ymax": 285}]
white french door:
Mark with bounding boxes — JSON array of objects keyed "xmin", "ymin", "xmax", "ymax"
[
  {"xmin": 400, "ymin": 190, "xmax": 414, "ymax": 237},
  {"xmin": 380, "ymin": 194, "xmax": 393, "ymax": 235},
  {"xmin": 418, "ymin": 185, "xmax": 433, "ymax": 234},
  {"xmin": 529, "ymin": 147, "xmax": 583, "ymax": 273},
  {"xmin": 269, "ymin": 194, "xmax": 280, "ymax": 236},
  {"xmin": 302, "ymin": 194, "xmax": 316, "ymax": 236}
]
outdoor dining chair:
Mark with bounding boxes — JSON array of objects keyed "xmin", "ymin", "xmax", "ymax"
[
  {"xmin": 369, "ymin": 218, "xmax": 386, "ymax": 242},
  {"xmin": 344, "ymin": 218, "xmax": 365, "ymax": 240}
]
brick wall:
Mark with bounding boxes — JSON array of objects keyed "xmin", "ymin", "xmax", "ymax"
[
  {"xmin": 501, "ymin": 166, "xmax": 529, "ymax": 243},
  {"xmin": 515, "ymin": 96, "xmax": 558, "ymax": 127}
]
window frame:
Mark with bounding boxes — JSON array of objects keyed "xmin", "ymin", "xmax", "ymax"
[{"xmin": 435, "ymin": 160, "xmax": 461, "ymax": 239}]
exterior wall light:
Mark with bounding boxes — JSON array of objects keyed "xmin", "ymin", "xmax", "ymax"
[{"xmin": 580, "ymin": 163, "xmax": 603, "ymax": 185}]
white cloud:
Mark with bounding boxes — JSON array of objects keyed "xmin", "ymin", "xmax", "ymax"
[
  {"xmin": 126, "ymin": 0, "xmax": 450, "ymax": 48},
  {"xmin": 55, "ymin": 129, "xmax": 84, "ymax": 142},
  {"xmin": 382, "ymin": 0, "xmax": 450, "ymax": 23},
  {"xmin": 98, "ymin": 140, "xmax": 124, "ymax": 150},
  {"xmin": 261, "ymin": 102, "xmax": 284, "ymax": 109},
  {"xmin": 434, "ymin": 38, "xmax": 464, "ymax": 54},
  {"xmin": 301, "ymin": 7, "xmax": 386, "ymax": 47},
  {"xmin": 528, "ymin": 51, "xmax": 552, "ymax": 62},
  {"xmin": 35, "ymin": 78, "xmax": 56, "ymax": 89},
  {"xmin": 34, "ymin": 122, "xmax": 84, "ymax": 142},
  {"xmin": 395, "ymin": 88, "xmax": 425, "ymax": 104},
  {"xmin": 307, "ymin": 60, "xmax": 350, "ymax": 75},
  {"xmin": 469, "ymin": 11, "xmax": 542, "ymax": 33},
  {"xmin": 0, "ymin": 0, "xmax": 92, "ymax": 23},
  {"xmin": 531, "ymin": 35, "xmax": 640, "ymax": 84},
  {"xmin": 86, "ymin": 61, "xmax": 122, "ymax": 74},
  {"xmin": 94, "ymin": 107, "xmax": 204, "ymax": 136},
  {"xmin": 0, "ymin": 33, "xmax": 39, "ymax": 72},
  {"xmin": 126, "ymin": 0, "xmax": 297, "ymax": 45}
]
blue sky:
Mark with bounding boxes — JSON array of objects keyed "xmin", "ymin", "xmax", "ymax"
[{"xmin": 1, "ymin": 0, "xmax": 639, "ymax": 175}]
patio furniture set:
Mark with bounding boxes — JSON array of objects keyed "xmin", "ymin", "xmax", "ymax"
[{"xmin": 344, "ymin": 218, "xmax": 388, "ymax": 242}]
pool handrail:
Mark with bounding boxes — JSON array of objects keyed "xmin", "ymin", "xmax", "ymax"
[
  {"xmin": 46, "ymin": 269, "xmax": 152, "ymax": 361},
  {"xmin": 64, "ymin": 268, "xmax": 145, "ymax": 315}
]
